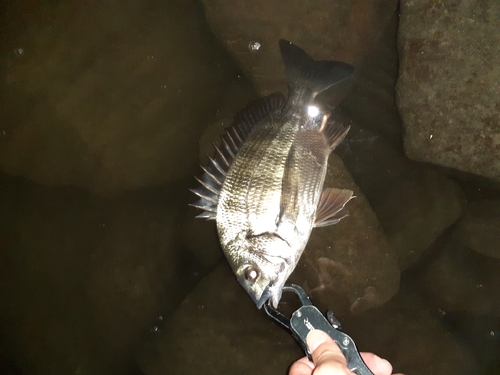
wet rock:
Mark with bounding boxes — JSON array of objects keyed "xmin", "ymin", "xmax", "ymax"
[
  {"xmin": 139, "ymin": 264, "xmax": 479, "ymax": 375},
  {"xmin": 397, "ymin": 0, "xmax": 500, "ymax": 182},
  {"xmin": 289, "ymin": 154, "xmax": 400, "ymax": 315},
  {"xmin": 337, "ymin": 123, "xmax": 466, "ymax": 270},
  {"xmin": 201, "ymin": 0, "xmax": 399, "ymax": 96},
  {"xmin": 0, "ymin": 1, "xmax": 239, "ymax": 194},
  {"xmin": 452, "ymin": 200, "xmax": 500, "ymax": 259},
  {"xmin": 424, "ymin": 241, "xmax": 500, "ymax": 316},
  {"xmin": 0, "ymin": 173, "xmax": 202, "ymax": 375}
]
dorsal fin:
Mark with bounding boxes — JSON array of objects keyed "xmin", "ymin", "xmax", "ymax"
[
  {"xmin": 314, "ymin": 188, "xmax": 354, "ymax": 227},
  {"xmin": 190, "ymin": 93, "xmax": 286, "ymax": 219}
]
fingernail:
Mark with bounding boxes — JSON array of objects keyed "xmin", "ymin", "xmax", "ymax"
[{"xmin": 306, "ymin": 329, "xmax": 331, "ymax": 352}]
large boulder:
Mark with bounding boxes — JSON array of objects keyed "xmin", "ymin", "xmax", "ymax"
[
  {"xmin": 337, "ymin": 11, "xmax": 465, "ymax": 270},
  {"xmin": 397, "ymin": 0, "xmax": 500, "ymax": 182},
  {"xmin": 0, "ymin": 1, "xmax": 240, "ymax": 194}
]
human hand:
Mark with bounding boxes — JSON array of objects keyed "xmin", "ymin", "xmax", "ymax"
[{"xmin": 289, "ymin": 330, "xmax": 403, "ymax": 375}]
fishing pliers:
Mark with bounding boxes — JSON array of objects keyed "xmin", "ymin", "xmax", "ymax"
[{"xmin": 264, "ymin": 284, "xmax": 374, "ymax": 375}]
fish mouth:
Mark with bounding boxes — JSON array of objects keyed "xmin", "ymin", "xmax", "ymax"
[
  {"xmin": 253, "ymin": 286, "xmax": 273, "ymax": 309},
  {"xmin": 250, "ymin": 283, "xmax": 284, "ymax": 309}
]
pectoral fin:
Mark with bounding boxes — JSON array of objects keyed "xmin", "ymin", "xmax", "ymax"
[{"xmin": 314, "ymin": 188, "xmax": 354, "ymax": 228}]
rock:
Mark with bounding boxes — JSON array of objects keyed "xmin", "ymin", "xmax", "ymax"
[
  {"xmin": 182, "ymin": 205, "xmax": 222, "ymax": 268},
  {"xmin": 0, "ymin": 1, "xmax": 240, "ymax": 194},
  {"xmin": 139, "ymin": 263, "xmax": 479, "ymax": 375},
  {"xmin": 452, "ymin": 200, "xmax": 500, "ymax": 259},
  {"xmin": 335, "ymin": 7, "xmax": 466, "ymax": 270},
  {"xmin": 424, "ymin": 240, "xmax": 500, "ymax": 316},
  {"xmin": 138, "ymin": 263, "xmax": 303, "ymax": 375},
  {"xmin": 434, "ymin": 311, "xmax": 500, "ymax": 372},
  {"xmin": 343, "ymin": 290, "xmax": 480, "ymax": 375},
  {"xmin": 337, "ymin": 122, "xmax": 466, "ymax": 270},
  {"xmin": 197, "ymin": 76, "xmax": 258, "ymax": 164},
  {"xmin": 340, "ymin": 10, "xmax": 402, "ymax": 146},
  {"xmin": 201, "ymin": 0, "xmax": 399, "ymax": 96},
  {"xmin": 0, "ymin": 173, "xmax": 203, "ymax": 375},
  {"xmin": 288, "ymin": 154, "xmax": 401, "ymax": 315},
  {"xmin": 397, "ymin": 0, "xmax": 500, "ymax": 182}
]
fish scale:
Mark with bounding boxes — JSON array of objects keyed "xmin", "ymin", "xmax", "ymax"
[{"xmin": 219, "ymin": 115, "xmax": 295, "ymax": 236}]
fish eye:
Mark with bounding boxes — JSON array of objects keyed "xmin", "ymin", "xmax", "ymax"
[{"xmin": 244, "ymin": 266, "xmax": 259, "ymax": 283}]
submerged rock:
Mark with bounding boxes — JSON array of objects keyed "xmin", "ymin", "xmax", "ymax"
[
  {"xmin": 139, "ymin": 263, "xmax": 479, "ymax": 375},
  {"xmin": 0, "ymin": 1, "xmax": 239, "ymax": 194},
  {"xmin": 0, "ymin": 173, "xmax": 201, "ymax": 375},
  {"xmin": 424, "ymin": 240, "xmax": 500, "ymax": 317},
  {"xmin": 182, "ymin": 205, "xmax": 222, "ymax": 268},
  {"xmin": 452, "ymin": 200, "xmax": 500, "ymax": 259},
  {"xmin": 289, "ymin": 154, "xmax": 401, "ymax": 316},
  {"xmin": 340, "ymin": 10, "xmax": 402, "ymax": 146},
  {"xmin": 337, "ymin": 123, "xmax": 466, "ymax": 270},
  {"xmin": 343, "ymin": 290, "xmax": 480, "ymax": 375},
  {"xmin": 337, "ymin": 10, "xmax": 466, "ymax": 270},
  {"xmin": 138, "ymin": 263, "xmax": 302, "ymax": 375},
  {"xmin": 397, "ymin": 0, "xmax": 500, "ymax": 182},
  {"xmin": 201, "ymin": 0, "xmax": 399, "ymax": 95}
]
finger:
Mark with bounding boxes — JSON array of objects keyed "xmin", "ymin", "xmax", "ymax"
[
  {"xmin": 360, "ymin": 352, "xmax": 393, "ymax": 375},
  {"xmin": 306, "ymin": 330, "xmax": 353, "ymax": 375},
  {"xmin": 288, "ymin": 357, "xmax": 314, "ymax": 375}
]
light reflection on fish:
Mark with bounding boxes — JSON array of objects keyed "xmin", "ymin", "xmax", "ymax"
[{"xmin": 192, "ymin": 40, "xmax": 354, "ymax": 308}]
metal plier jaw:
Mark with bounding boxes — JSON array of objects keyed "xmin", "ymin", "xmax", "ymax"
[{"xmin": 264, "ymin": 284, "xmax": 374, "ymax": 375}]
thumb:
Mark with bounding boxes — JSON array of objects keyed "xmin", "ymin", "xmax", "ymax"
[{"xmin": 306, "ymin": 330, "xmax": 353, "ymax": 375}]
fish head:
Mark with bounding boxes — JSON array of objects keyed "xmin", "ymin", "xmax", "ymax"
[{"xmin": 226, "ymin": 232, "xmax": 293, "ymax": 309}]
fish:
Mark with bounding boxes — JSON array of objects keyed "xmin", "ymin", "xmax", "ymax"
[{"xmin": 191, "ymin": 39, "xmax": 354, "ymax": 309}]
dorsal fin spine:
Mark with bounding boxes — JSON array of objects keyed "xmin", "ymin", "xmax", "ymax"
[{"xmin": 191, "ymin": 92, "xmax": 286, "ymax": 218}]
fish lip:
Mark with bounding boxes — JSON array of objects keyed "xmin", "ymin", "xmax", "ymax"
[{"xmin": 254, "ymin": 287, "xmax": 272, "ymax": 309}]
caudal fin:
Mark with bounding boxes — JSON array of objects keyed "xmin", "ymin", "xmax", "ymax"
[{"xmin": 279, "ymin": 39, "xmax": 354, "ymax": 96}]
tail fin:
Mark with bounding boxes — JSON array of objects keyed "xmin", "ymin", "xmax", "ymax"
[{"xmin": 279, "ymin": 39, "xmax": 354, "ymax": 96}]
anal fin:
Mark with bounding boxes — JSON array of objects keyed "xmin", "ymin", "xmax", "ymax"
[{"xmin": 314, "ymin": 188, "xmax": 354, "ymax": 228}]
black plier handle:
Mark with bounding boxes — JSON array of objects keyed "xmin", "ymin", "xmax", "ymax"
[{"xmin": 264, "ymin": 284, "xmax": 374, "ymax": 375}]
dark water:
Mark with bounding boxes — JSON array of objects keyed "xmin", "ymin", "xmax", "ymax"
[{"xmin": 1, "ymin": 2, "xmax": 499, "ymax": 375}]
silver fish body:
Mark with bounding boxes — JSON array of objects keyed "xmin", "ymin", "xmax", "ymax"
[{"xmin": 192, "ymin": 40, "xmax": 354, "ymax": 308}]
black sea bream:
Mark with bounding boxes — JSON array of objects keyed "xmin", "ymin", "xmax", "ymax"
[{"xmin": 192, "ymin": 40, "xmax": 354, "ymax": 308}]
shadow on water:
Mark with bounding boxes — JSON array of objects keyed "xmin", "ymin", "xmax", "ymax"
[{"xmin": 0, "ymin": 1, "xmax": 499, "ymax": 375}]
